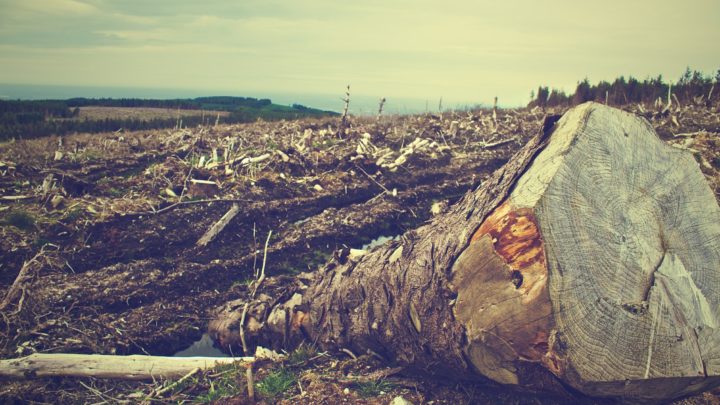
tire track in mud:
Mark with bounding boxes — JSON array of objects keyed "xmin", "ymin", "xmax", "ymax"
[{"xmin": 66, "ymin": 158, "xmax": 507, "ymax": 272}]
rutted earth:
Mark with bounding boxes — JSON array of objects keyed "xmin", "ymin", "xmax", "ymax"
[{"xmin": 1, "ymin": 103, "xmax": 719, "ymax": 403}]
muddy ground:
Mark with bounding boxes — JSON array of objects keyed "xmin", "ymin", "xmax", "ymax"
[{"xmin": 1, "ymin": 102, "xmax": 719, "ymax": 404}]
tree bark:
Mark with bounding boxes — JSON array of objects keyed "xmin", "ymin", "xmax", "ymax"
[{"xmin": 209, "ymin": 102, "xmax": 720, "ymax": 401}]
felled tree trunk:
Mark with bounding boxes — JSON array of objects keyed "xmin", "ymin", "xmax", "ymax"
[{"xmin": 210, "ymin": 102, "xmax": 720, "ymax": 401}]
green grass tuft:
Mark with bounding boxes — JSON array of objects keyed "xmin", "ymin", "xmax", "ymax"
[
  {"xmin": 287, "ymin": 343, "xmax": 318, "ymax": 366},
  {"xmin": 256, "ymin": 368, "xmax": 296, "ymax": 399},
  {"xmin": 193, "ymin": 363, "xmax": 244, "ymax": 403},
  {"xmin": 353, "ymin": 379, "xmax": 395, "ymax": 398}
]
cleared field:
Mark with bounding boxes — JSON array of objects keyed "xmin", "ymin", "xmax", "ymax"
[
  {"xmin": 0, "ymin": 103, "xmax": 718, "ymax": 403},
  {"xmin": 77, "ymin": 106, "xmax": 230, "ymax": 120}
]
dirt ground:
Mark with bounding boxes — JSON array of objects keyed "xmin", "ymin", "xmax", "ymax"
[{"xmin": 1, "ymin": 101, "xmax": 719, "ymax": 404}]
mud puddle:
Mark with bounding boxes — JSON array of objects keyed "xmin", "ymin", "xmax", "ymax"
[
  {"xmin": 173, "ymin": 334, "xmax": 229, "ymax": 357},
  {"xmin": 361, "ymin": 234, "xmax": 401, "ymax": 250}
]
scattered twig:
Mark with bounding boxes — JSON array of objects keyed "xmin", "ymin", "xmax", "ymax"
[
  {"xmin": 196, "ymin": 203, "xmax": 240, "ymax": 247},
  {"xmin": 251, "ymin": 230, "xmax": 273, "ymax": 297},
  {"xmin": 0, "ymin": 251, "xmax": 45, "ymax": 312},
  {"xmin": 246, "ymin": 365, "xmax": 255, "ymax": 401},
  {"xmin": 152, "ymin": 366, "xmax": 200, "ymax": 398},
  {"xmin": 178, "ymin": 165, "xmax": 194, "ymax": 202},
  {"xmin": 341, "ymin": 348, "xmax": 357, "ymax": 360},
  {"xmin": 238, "ymin": 302, "xmax": 250, "ymax": 355},
  {"xmin": 124, "ymin": 198, "xmax": 252, "ymax": 217},
  {"xmin": 354, "ymin": 165, "xmax": 391, "ymax": 194},
  {"xmin": 479, "ymin": 136, "xmax": 516, "ymax": 149},
  {"xmin": 240, "ymin": 230, "xmax": 273, "ymax": 354}
]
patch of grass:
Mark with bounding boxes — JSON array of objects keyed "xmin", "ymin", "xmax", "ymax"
[
  {"xmin": 194, "ymin": 380, "xmax": 236, "ymax": 403},
  {"xmin": 1, "ymin": 210, "xmax": 36, "ymax": 231},
  {"xmin": 63, "ymin": 206, "xmax": 85, "ymax": 222},
  {"xmin": 106, "ymin": 187, "xmax": 124, "ymax": 197},
  {"xmin": 193, "ymin": 363, "xmax": 244, "ymax": 403},
  {"xmin": 353, "ymin": 379, "xmax": 395, "ymax": 398},
  {"xmin": 287, "ymin": 342, "xmax": 318, "ymax": 366},
  {"xmin": 230, "ymin": 278, "xmax": 254, "ymax": 290},
  {"xmin": 33, "ymin": 237, "xmax": 51, "ymax": 249},
  {"xmin": 256, "ymin": 368, "xmax": 296, "ymax": 400},
  {"xmin": 76, "ymin": 149, "xmax": 104, "ymax": 161}
]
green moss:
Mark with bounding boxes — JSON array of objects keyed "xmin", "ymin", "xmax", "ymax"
[
  {"xmin": 1, "ymin": 210, "xmax": 36, "ymax": 231},
  {"xmin": 107, "ymin": 187, "xmax": 125, "ymax": 197},
  {"xmin": 64, "ymin": 207, "xmax": 85, "ymax": 222},
  {"xmin": 33, "ymin": 237, "xmax": 51, "ymax": 249}
]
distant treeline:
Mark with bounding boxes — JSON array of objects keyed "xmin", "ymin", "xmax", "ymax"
[
  {"xmin": 529, "ymin": 67, "xmax": 720, "ymax": 108},
  {"xmin": 0, "ymin": 96, "xmax": 337, "ymax": 140},
  {"xmin": 64, "ymin": 96, "xmax": 274, "ymax": 110}
]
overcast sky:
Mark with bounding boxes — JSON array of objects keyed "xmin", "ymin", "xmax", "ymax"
[{"xmin": 0, "ymin": 0, "xmax": 718, "ymax": 107}]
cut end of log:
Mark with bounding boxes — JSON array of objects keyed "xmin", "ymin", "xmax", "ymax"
[{"xmin": 453, "ymin": 102, "xmax": 720, "ymax": 400}]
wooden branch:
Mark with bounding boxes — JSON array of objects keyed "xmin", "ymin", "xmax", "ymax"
[
  {"xmin": 0, "ymin": 353, "xmax": 252, "ymax": 380},
  {"xmin": 479, "ymin": 136, "xmax": 516, "ymax": 149},
  {"xmin": 0, "ymin": 252, "xmax": 44, "ymax": 312},
  {"xmin": 196, "ymin": 203, "xmax": 240, "ymax": 247},
  {"xmin": 124, "ymin": 198, "xmax": 252, "ymax": 217}
]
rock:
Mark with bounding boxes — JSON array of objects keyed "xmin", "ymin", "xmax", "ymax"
[{"xmin": 390, "ymin": 396, "xmax": 413, "ymax": 405}]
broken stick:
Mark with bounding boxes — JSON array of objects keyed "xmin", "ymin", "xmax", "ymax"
[
  {"xmin": 0, "ymin": 353, "xmax": 252, "ymax": 380},
  {"xmin": 196, "ymin": 203, "xmax": 240, "ymax": 247}
]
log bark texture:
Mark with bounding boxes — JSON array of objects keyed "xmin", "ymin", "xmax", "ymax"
[{"xmin": 210, "ymin": 102, "xmax": 720, "ymax": 401}]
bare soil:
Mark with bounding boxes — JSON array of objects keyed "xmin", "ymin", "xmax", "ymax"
[{"xmin": 0, "ymin": 102, "xmax": 719, "ymax": 403}]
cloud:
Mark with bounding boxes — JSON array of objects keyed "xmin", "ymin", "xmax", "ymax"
[
  {"xmin": 0, "ymin": 0, "xmax": 718, "ymax": 106},
  {"xmin": 2, "ymin": 0, "xmax": 98, "ymax": 16}
]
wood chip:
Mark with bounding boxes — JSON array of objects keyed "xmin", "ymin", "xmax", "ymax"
[
  {"xmin": 409, "ymin": 302, "xmax": 421, "ymax": 333},
  {"xmin": 389, "ymin": 246, "xmax": 403, "ymax": 263}
]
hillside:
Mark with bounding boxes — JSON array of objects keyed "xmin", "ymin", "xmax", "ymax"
[{"xmin": 0, "ymin": 96, "xmax": 338, "ymax": 141}]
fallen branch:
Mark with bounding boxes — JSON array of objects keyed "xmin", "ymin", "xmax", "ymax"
[
  {"xmin": 0, "ymin": 251, "xmax": 45, "ymax": 312},
  {"xmin": 124, "ymin": 198, "xmax": 252, "ymax": 217},
  {"xmin": 0, "ymin": 195, "xmax": 33, "ymax": 201},
  {"xmin": 150, "ymin": 367, "xmax": 200, "ymax": 398},
  {"xmin": 354, "ymin": 165, "xmax": 391, "ymax": 194},
  {"xmin": 241, "ymin": 230, "xmax": 273, "ymax": 354},
  {"xmin": 0, "ymin": 353, "xmax": 252, "ymax": 380},
  {"xmin": 479, "ymin": 137, "xmax": 516, "ymax": 149},
  {"xmin": 196, "ymin": 203, "xmax": 240, "ymax": 247}
]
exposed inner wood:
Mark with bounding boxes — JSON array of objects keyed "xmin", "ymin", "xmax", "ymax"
[{"xmin": 452, "ymin": 200, "xmax": 555, "ymax": 385}]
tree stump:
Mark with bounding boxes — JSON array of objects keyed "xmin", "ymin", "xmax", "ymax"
[{"xmin": 210, "ymin": 102, "xmax": 720, "ymax": 401}]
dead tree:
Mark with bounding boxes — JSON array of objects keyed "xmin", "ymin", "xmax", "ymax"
[
  {"xmin": 377, "ymin": 97, "xmax": 387, "ymax": 121},
  {"xmin": 337, "ymin": 85, "xmax": 351, "ymax": 138},
  {"xmin": 210, "ymin": 102, "xmax": 720, "ymax": 401}
]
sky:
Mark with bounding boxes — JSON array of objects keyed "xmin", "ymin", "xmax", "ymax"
[{"xmin": 0, "ymin": 0, "xmax": 719, "ymax": 110}]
